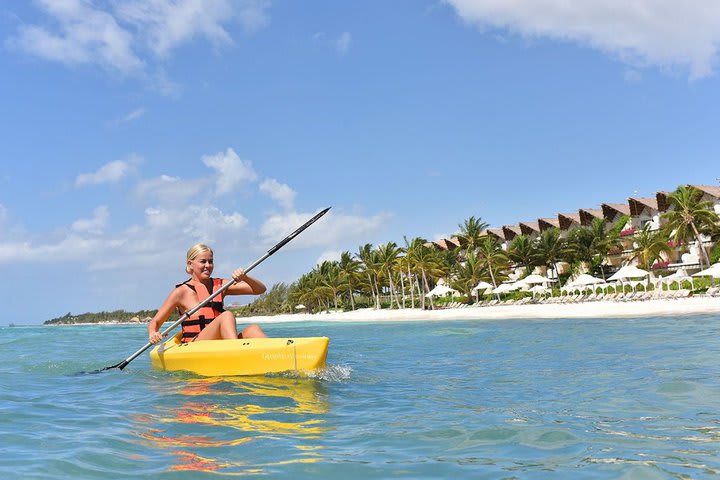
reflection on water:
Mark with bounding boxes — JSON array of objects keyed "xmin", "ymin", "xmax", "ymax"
[{"xmin": 133, "ymin": 375, "xmax": 331, "ymax": 474}]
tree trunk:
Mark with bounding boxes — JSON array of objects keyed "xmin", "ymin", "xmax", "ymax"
[
  {"xmin": 374, "ymin": 273, "xmax": 382, "ymax": 309},
  {"xmin": 488, "ymin": 264, "xmax": 500, "ymax": 300},
  {"xmin": 416, "ymin": 275, "xmax": 424, "ymax": 309},
  {"xmin": 691, "ymin": 223, "xmax": 715, "ymax": 287},
  {"xmin": 387, "ymin": 268, "xmax": 402, "ymax": 309},
  {"xmin": 408, "ymin": 266, "xmax": 415, "ymax": 309},
  {"xmin": 421, "ymin": 268, "xmax": 433, "ymax": 310}
]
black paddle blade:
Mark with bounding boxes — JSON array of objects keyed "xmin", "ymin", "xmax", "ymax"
[{"xmin": 74, "ymin": 361, "xmax": 124, "ymax": 375}]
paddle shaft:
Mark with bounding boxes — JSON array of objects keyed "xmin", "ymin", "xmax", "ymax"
[{"xmin": 110, "ymin": 207, "xmax": 331, "ymax": 371}]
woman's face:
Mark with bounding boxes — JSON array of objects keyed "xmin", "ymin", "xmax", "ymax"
[{"xmin": 188, "ymin": 251, "xmax": 214, "ymax": 279}]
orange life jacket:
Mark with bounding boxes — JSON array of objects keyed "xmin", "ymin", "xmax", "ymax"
[{"xmin": 178, "ymin": 278, "xmax": 226, "ymax": 343}]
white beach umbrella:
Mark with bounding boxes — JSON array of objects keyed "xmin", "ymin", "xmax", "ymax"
[
  {"xmin": 425, "ymin": 284, "xmax": 460, "ymax": 298},
  {"xmin": 692, "ymin": 263, "xmax": 720, "ymax": 278},
  {"xmin": 567, "ymin": 273, "xmax": 604, "ymax": 287},
  {"xmin": 471, "ymin": 281, "xmax": 494, "ymax": 292},
  {"xmin": 520, "ymin": 274, "xmax": 553, "ymax": 285},
  {"xmin": 529, "ymin": 285, "xmax": 548, "ymax": 297},
  {"xmin": 608, "ymin": 265, "xmax": 650, "ymax": 281},
  {"xmin": 662, "ymin": 268, "xmax": 693, "ymax": 288},
  {"xmin": 492, "ymin": 283, "xmax": 520, "ymax": 294},
  {"xmin": 295, "ymin": 304, "xmax": 306, "ymax": 309}
]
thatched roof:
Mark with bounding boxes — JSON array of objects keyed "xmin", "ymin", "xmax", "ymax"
[
  {"xmin": 628, "ymin": 197, "xmax": 659, "ymax": 216},
  {"xmin": 657, "ymin": 185, "xmax": 720, "ymax": 212},
  {"xmin": 519, "ymin": 221, "xmax": 540, "ymax": 236},
  {"xmin": 486, "ymin": 228, "xmax": 506, "ymax": 240},
  {"xmin": 601, "ymin": 203, "xmax": 630, "ymax": 221},
  {"xmin": 579, "ymin": 208, "xmax": 604, "ymax": 226},
  {"xmin": 538, "ymin": 217, "xmax": 560, "ymax": 231},
  {"xmin": 434, "ymin": 238, "xmax": 460, "ymax": 250},
  {"xmin": 558, "ymin": 213, "xmax": 581, "ymax": 230},
  {"xmin": 502, "ymin": 225, "xmax": 522, "ymax": 240},
  {"xmin": 656, "ymin": 191, "xmax": 670, "ymax": 212},
  {"xmin": 693, "ymin": 184, "xmax": 720, "ymax": 200},
  {"xmin": 424, "ymin": 237, "xmax": 461, "ymax": 251}
]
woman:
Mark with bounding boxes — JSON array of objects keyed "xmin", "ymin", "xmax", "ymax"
[{"xmin": 148, "ymin": 243, "xmax": 267, "ymax": 344}]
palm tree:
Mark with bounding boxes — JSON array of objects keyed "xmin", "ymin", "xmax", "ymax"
[
  {"xmin": 533, "ymin": 228, "xmax": 565, "ymax": 285},
  {"xmin": 290, "ymin": 271, "xmax": 332, "ymax": 312},
  {"xmin": 357, "ymin": 243, "xmax": 382, "ymax": 309},
  {"xmin": 317, "ymin": 261, "xmax": 348, "ymax": 310},
  {"xmin": 564, "ymin": 226, "xmax": 594, "ymax": 269},
  {"xmin": 663, "ymin": 185, "xmax": 720, "ymax": 271},
  {"xmin": 476, "ymin": 235, "xmax": 509, "ymax": 294},
  {"xmin": 627, "ymin": 224, "xmax": 672, "ymax": 272},
  {"xmin": 455, "ymin": 216, "xmax": 489, "ymax": 253},
  {"xmin": 406, "ymin": 241, "xmax": 444, "ymax": 309},
  {"xmin": 589, "ymin": 217, "xmax": 623, "ymax": 280},
  {"xmin": 451, "ymin": 250, "xmax": 485, "ymax": 300},
  {"xmin": 339, "ymin": 251, "xmax": 361, "ymax": 310},
  {"xmin": 376, "ymin": 242, "xmax": 403, "ymax": 309},
  {"xmin": 508, "ymin": 234, "xmax": 536, "ymax": 275}
]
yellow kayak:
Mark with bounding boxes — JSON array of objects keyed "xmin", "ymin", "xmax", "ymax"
[{"xmin": 150, "ymin": 334, "xmax": 329, "ymax": 377}]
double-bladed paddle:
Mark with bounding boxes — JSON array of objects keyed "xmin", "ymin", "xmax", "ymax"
[{"xmin": 94, "ymin": 207, "xmax": 331, "ymax": 373}]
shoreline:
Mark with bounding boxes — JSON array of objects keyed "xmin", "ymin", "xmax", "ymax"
[
  {"xmin": 241, "ymin": 296, "xmax": 720, "ymax": 324},
  {"xmin": 40, "ymin": 296, "xmax": 720, "ymax": 327}
]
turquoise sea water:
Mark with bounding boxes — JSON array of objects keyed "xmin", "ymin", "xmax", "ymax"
[{"xmin": 2, "ymin": 316, "xmax": 720, "ymax": 479}]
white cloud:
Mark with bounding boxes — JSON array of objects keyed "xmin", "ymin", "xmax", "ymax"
[
  {"xmin": 444, "ymin": 0, "xmax": 720, "ymax": 79},
  {"xmin": 135, "ymin": 174, "xmax": 208, "ymax": 204},
  {"xmin": 316, "ymin": 249, "xmax": 342, "ymax": 265},
  {"xmin": 118, "ymin": 107, "xmax": 146, "ymax": 123},
  {"xmin": 7, "ymin": 0, "xmax": 271, "ymax": 87},
  {"xmin": 336, "ymin": 32, "xmax": 352, "ymax": 55},
  {"xmin": 259, "ymin": 178, "xmax": 296, "ymax": 210},
  {"xmin": 72, "ymin": 206, "xmax": 109, "ymax": 235},
  {"xmin": 181, "ymin": 205, "xmax": 249, "ymax": 242},
  {"xmin": 624, "ymin": 69, "xmax": 642, "ymax": 84},
  {"xmin": 202, "ymin": 148, "xmax": 258, "ymax": 196},
  {"xmin": 144, "ymin": 204, "xmax": 248, "ymax": 243},
  {"xmin": 259, "ymin": 209, "xmax": 390, "ymax": 249},
  {"xmin": 0, "ymin": 202, "xmax": 248, "ymax": 270},
  {"xmin": 75, "ymin": 156, "xmax": 139, "ymax": 187},
  {"xmin": 114, "ymin": 0, "xmax": 234, "ymax": 57},
  {"xmin": 8, "ymin": 0, "xmax": 143, "ymax": 74},
  {"xmin": 0, "ymin": 235, "xmax": 107, "ymax": 264}
]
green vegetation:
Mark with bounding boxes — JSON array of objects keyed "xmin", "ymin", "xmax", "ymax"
[{"xmin": 44, "ymin": 310, "xmax": 165, "ymax": 325}]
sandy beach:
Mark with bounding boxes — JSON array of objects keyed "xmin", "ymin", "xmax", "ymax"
[{"xmin": 240, "ymin": 296, "xmax": 720, "ymax": 324}]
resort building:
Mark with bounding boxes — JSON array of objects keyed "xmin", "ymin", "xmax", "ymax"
[{"xmin": 429, "ymin": 183, "xmax": 719, "ymax": 277}]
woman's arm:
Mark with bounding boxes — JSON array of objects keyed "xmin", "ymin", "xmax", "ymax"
[
  {"xmin": 148, "ymin": 288, "xmax": 182, "ymax": 344},
  {"xmin": 227, "ymin": 268, "xmax": 267, "ymax": 296}
]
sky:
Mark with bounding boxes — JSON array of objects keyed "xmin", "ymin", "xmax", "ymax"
[{"xmin": 1, "ymin": 0, "xmax": 720, "ymax": 324}]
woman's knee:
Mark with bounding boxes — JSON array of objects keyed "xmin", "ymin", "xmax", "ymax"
[
  {"xmin": 218, "ymin": 311, "xmax": 236, "ymax": 323},
  {"xmin": 240, "ymin": 324, "xmax": 266, "ymax": 338}
]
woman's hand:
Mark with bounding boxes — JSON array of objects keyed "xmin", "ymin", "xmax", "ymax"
[
  {"xmin": 149, "ymin": 331, "xmax": 163, "ymax": 344},
  {"xmin": 232, "ymin": 268, "xmax": 247, "ymax": 282}
]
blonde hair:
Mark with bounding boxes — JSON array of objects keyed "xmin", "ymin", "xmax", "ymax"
[{"xmin": 186, "ymin": 243, "xmax": 213, "ymax": 274}]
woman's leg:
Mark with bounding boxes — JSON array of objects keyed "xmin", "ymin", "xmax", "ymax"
[
  {"xmin": 195, "ymin": 311, "xmax": 238, "ymax": 341},
  {"xmin": 238, "ymin": 324, "xmax": 267, "ymax": 338}
]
